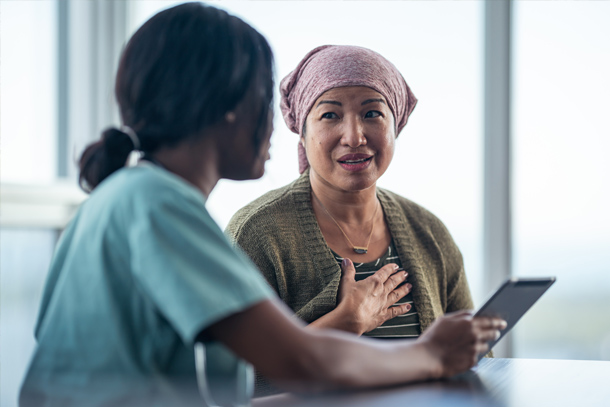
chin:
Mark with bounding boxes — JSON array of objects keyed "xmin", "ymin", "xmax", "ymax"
[
  {"xmin": 344, "ymin": 181, "xmax": 377, "ymax": 193},
  {"xmin": 250, "ymin": 161, "xmax": 267, "ymax": 180},
  {"xmin": 225, "ymin": 165, "xmax": 265, "ymax": 181},
  {"xmin": 331, "ymin": 177, "xmax": 376, "ymax": 193},
  {"xmin": 340, "ymin": 172, "xmax": 379, "ymax": 191},
  {"xmin": 249, "ymin": 168, "xmax": 265, "ymax": 180}
]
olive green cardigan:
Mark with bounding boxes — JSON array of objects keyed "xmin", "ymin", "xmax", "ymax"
[{"xmin": 226, "ymin": 169, "xmax": 474, "ymax": 331}]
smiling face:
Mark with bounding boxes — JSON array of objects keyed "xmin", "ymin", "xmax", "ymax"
[{"xmin": 302, "ymin": 86, "xmax": 396, "ymax": 192}]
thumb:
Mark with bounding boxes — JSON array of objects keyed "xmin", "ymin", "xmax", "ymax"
[
  {"xmin": 445, "ymin": 310, "xmax": 475, "ymax": 319},
  {"xmin": 340, "ymin": 258, "xmax": 356, "ymax": 282}
]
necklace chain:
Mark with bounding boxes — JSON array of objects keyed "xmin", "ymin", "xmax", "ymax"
[{"xmin": 312, "ymin": 190, "xmax": 379, "ymax": 254}]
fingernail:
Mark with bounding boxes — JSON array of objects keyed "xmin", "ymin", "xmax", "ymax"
[
  {"xmin": 406, "ymin": 283, "xmax": 412, "ymax": 289},
  {"xmin": 403, "ymin": 271, "xmax": 408, "ymax": 278},
  {"xmin": 406, "ymin": 304, "xmax": 412, "ymax": 311},
  {"xmin": 393, "ymin": 264, "xmax": 399, "ymax": 270},
  {"xmin": 342, "ymin": 258, "xmax": 352, "ymax": 267},
  {"xmin": 495, "ymin": 331, "xmax": 501, "ymax": 340}
]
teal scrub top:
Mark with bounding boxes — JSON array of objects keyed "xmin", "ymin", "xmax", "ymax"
[{"xmin": 19, "ymin": 163, "xmax": 274, "ymax": 407}]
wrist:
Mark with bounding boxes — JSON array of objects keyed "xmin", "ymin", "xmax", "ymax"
[
  {"xmin": 333, "ymin": 301, "xmax": 365, "ymax": 335},
  {"xmin": 414, "ymin": 339, "xmax": 443, "ymax": 380}
]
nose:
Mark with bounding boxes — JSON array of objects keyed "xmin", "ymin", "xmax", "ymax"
[{"xmin": 340, "ymin": 116, "xmax": 366, "ymax": 148}]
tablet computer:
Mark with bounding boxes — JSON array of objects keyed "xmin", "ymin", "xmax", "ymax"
[{"xmin": 475, "ymin": 277, "xmax": 556, "ymax": 360}]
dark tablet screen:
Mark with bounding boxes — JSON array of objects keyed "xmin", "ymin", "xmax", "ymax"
[{"xmin": 475, "ymin": 277, "xmax": 556, "ymax": 360}]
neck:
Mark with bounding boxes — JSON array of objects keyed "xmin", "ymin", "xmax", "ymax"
[
  {"xmin": 309, "ymin": 171, "xmax": 378, "ymax": 224},
  {"xmin": 150, "ymin": 136, "xmax": 221, "ymax": 198}
]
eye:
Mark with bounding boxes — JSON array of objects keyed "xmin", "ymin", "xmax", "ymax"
[
  {"xmin": 321, "ymin": 112, "xmax": 338, "ymax": 119},
  {"xmin": 365, "ymin": 110, "xmax": 383, "ymax": 119}
]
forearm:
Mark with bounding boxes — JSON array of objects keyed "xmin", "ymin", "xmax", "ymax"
[
  {"xmin": 292, "ymin": 329, "xmax": 438, "ymax": 392},
  {"xmin": 208, "ymin": 299, "xmax": 439, "ymax": 394}
]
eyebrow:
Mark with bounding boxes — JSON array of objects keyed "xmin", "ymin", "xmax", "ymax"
[
  {"xmin": 361, "ymin": 98, "xmax": 386, "ymax": 106},
  {"xmin": 316, "ymin": 100, "xmax": 342, "ymax": 107},
  {"xmin": 316, "ymin": 98, "xmax": 386, "ymax": 108}
]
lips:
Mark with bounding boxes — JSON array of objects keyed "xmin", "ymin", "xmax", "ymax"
[
  {"xmin": 337, "ymin": 154, "xmax": 373, "ymax": 171},
  {"xmin": 338, "ymin": 154, "xmax": 373, "ymax": 163}
]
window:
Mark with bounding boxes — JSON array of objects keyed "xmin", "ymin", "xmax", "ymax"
[
  {"xmin": 512, "ymin": 0, "xmax": 610, "ymax": 360},
  {"xmin": 1, "ymin": 0, "xmax": 58, "ymax": 184},
  {"xmin": 0, "ymin": 2, "xmax": 60, "ymax": 405},
  {"xmin": 0, "ymin": 230, "xmax": 57, "ymax": 407}
]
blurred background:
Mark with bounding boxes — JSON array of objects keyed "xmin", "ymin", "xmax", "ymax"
[{"xmin": 1, "ymin": 1, "xmax": 609, "ymax": 406}]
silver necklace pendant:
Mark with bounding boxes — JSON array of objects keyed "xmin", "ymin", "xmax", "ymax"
[{"xmin": 353, "ymin": 247, "xmax": 368, "ymax": 254}]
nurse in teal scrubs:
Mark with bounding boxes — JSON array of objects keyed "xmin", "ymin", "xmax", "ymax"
[{"xmin": 19, "ymin": 3, "xmax": 506, "ymax": 407}]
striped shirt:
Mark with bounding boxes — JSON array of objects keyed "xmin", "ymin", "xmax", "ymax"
[{"xmin": 332, "ymin": 241, "xmax": 421, "ymax": 339}]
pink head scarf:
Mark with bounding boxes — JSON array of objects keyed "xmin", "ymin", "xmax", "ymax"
[{"xmin": 280, "ymin": 45, "xmax": 418, "ymax": 173}]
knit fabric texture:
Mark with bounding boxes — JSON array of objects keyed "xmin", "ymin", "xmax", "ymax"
[{"xmin": 226, "ymin": 170, "xmax": 475, "ymax": 396}]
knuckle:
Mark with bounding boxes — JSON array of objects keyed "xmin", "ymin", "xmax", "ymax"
[
  {"xmin": 385, "ymin": 264, "xmax": 397, "ymax": 273},
  {"xmin": 374, "ymin": 278, "xmax": 384, "ymax": 290},
  {"xmin": 470, "ymin": 329, "xmax": 479, "ymax": 341},
  {"xmin": 456, "ymin": 318, "xmax": 471, "ymax": 331},
  {"xmin": 467, "ymin": 320, "xmax": 477, "ymax": 331}
]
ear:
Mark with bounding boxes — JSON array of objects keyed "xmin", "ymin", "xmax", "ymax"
[
  {"xmin": 225, "ymin": 111, "xmax": 236, "ymax": 123},
  {"xmin": 297, "ymin": 141, "xmax": 309, "ymax": 174}
]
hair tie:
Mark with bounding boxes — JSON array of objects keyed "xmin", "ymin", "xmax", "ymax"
[{"xmin": 121, "ymin": 126, "xmax": 141, "ymax": 151}]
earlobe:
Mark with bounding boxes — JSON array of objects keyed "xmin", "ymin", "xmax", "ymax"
[{"xmin": 225, "ymin": 111, "xmax": 236, "ymax": 123}]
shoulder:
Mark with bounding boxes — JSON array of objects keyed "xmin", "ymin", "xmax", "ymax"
[
  {"xmin": 378, "ymin": 188, "xmax": 441, "ymax": 224},
  {"xmin": 130, "ymin": 164, "xmax": 205, "ymax": 206},
  {"xmin": 101, "ymin": 164, "xmax": 205, "ymax": 212},
  {"xmin": 378, "ymin": 188, "xmax": 452, "ymax": 237},
  {"xmin": 226, "ymin": 173, "xmax": 308, "ymax": 241},
  {"xmin": 81, "ymin": 164, "xmax": 212, "ymax": 239}
]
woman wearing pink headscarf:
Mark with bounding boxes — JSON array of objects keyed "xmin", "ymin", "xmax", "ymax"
[{"xmin": 226, "ymin": 45, "xmax": 477, "ymax": 394}]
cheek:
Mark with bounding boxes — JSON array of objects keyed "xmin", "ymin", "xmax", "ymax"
[
  {"xmin": 304, "ymin": 130, "xmax": 332, "ymax": 159},
  {"xmin": 317, "ymin": 137, "xmax": 338, "ymax": 164},
  {"xmin": 375, "ymin": 129, "xmax": 396, "ymax": 165},
  {"xmin": 385, "ymin": 134, "xmax": 396, "ymax": 155},
  {"xmin": 385, "ymin": 142, "xmax": 396, "ymax": 166}
]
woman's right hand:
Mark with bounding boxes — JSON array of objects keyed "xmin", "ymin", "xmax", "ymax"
[
  {"xmin": 418, "ymin": 311, "xmax": 507, "ymax": 378},
  {"xmin": 334, "ymin": 257, "xmax": 413, "ymax": 335}
]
